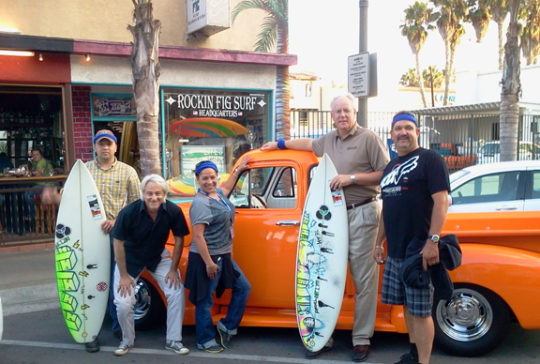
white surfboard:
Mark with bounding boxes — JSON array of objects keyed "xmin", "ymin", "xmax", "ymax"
[
  {"xmin": 54, "ymin": 160, "xmax": 110, "ymax": 343},
  {"xmin": 295, "ymin": 153, "xmax": 349, "ymax": 352}
]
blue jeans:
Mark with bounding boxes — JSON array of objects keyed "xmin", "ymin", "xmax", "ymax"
[{"xmin": 195, "ymin": 258, "xmax": 251, "ymax": 348}]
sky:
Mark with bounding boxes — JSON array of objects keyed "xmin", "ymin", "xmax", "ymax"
[{"xmin": 288, "ymin": 0, "xmax": 502, "ymax": 103}]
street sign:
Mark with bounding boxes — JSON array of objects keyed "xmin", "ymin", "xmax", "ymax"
[{"xmin": 348, "ymin": 52, "xmax": 369, "ymax": 97}]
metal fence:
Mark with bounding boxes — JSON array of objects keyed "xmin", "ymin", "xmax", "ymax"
[{"xmin": 290, "ymin": 109, "xmax": 540, "ymax": 171}]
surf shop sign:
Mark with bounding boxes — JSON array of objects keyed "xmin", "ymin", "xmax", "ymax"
[{"xmin": 166, "ymin": 92, "xmax": 267, "ymax": 118}]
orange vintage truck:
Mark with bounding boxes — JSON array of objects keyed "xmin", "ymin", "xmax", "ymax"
[{"xmin": 137, "ymin": 149, "xmax": 540, "ymax": 356}]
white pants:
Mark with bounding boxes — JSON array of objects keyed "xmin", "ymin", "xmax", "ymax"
[{"xmin": 114, "ymin": 248, "xmax": 185, "ymax": 346}]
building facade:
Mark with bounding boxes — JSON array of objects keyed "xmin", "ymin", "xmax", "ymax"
[{"xmin": 0, "ymin": 0, "xmax": 295, "ymax": 244}]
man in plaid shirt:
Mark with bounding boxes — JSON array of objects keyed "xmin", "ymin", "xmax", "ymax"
[{"xmin": 85, "ymin": 129, "xmax": 140, "ymax": 352}]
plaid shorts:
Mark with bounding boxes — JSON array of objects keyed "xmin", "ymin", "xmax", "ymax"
[{"xmin": 381, "ymin": 256, "xmax": 434, "ymax": 317}]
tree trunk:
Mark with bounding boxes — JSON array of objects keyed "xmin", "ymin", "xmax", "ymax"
[
  {"xmin": 500, "ymin": 0, "xmax": 521, "ymax": 162},
  {"xmin": 497, "ymin": 17, "xmax": 505, "ymax": 71},
  {"xmin": 275, "ymin": 23, "xmax": 290, "ymax": 139},
  {"xmin": 275, "ymin": 65, "xmax": 290, "ymax": 139},
  {"xmin": 129, "ymin": 1, "xmax": 162, "ymax": 177},
  {"xmin": 415, "ymin": 52, "xmax": 428, "ymax": 107},
  {"xmin": 443, "ymin": 38, "xmax": 452, "ymax": 106}
]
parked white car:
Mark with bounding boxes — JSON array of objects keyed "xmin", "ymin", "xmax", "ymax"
[
  {"xmin": 449, "ymin": 160, "xmax": 540, "ymax": 213},
  {"xmin": 476, "ymin": 141, "xmax": 540, "ymax": 164}
]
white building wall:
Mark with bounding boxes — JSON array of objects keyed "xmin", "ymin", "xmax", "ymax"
[
  {"xmin": 70, "ymin": 55, "xmax": 277, "ymax": 91},
  {"xmin": 456, "ymin": 65, "xmax": 540, "ymax": 107}
]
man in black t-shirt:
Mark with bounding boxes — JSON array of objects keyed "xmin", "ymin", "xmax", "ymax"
[
  {"xmin": 111, "ymin": 174, "xmax": 190, "ymax": 357},
  {"xmin": 374, "ymin": 112, "xmax": 450, "ymax": 364}
]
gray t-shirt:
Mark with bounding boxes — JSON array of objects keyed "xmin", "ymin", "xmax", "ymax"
[{"xmin": 189, "ymin": 188, "xmax": 235, "ymax": 255}]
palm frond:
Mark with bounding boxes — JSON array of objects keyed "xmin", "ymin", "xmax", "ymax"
[
  {"xmin": 232, "ymin": 0, "xmax": 273, "ymax": 22},
  {"xmin": 254, "ymin": 17, "xmax": 278, "ymax": 52}
]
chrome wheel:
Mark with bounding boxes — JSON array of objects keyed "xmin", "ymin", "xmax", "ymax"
[
  {"xmin": 435, "ymin": 287, "xmax": 493, "ymax": 342},
  {"xmin": 133, "ymin": 279, "xmax": 151, "ymax": 321},
  {"xmin": 434, "ymin": 285, "xmax": 510, "ymax": 356}
]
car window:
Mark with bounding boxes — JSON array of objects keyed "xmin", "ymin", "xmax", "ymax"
[
  {"xmin": 272, "ymin": 167, "xmax": 296, "ymax": 198},
  {"xmin": 531, "ymin": 171, "xmax": 540, "ymax": 199},
  {"xmin": 229, "ymin": 166, "xmax": 298, "ymax": 209},
  {"xmin": 229, "ymin": 167, "xmax": 274, "ymax": 209},
  {"xmin": 451, "ymin": 171, "xmax": 520, "ymax": 205},
  {"xmin": 480, "ymin": 143, "xmax": 499, "ymax": 154}
]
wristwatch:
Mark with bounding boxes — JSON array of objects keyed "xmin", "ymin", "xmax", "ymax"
[
  {"xmin": 350, "ymin": 174, "xmax": 356, "ymax": 183},
  {"xmin": 429, "ymin": 234, "xmax": 440, "ymax": 244}
]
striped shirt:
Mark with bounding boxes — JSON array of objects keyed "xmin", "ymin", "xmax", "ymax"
[{"xmin": 86, "ymin": 159, "xmax": 141, "ymax": 220}]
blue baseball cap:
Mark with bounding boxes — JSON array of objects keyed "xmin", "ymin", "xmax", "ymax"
[{"xmin": 93, "ymin": 133, "xmax": 117, "ymax": 144}]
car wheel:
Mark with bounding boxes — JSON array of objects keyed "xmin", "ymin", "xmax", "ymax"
[
  {"xmin": 133, "ymin": 277, "xmax": 165, "ymax": 330},
  {"xmin": 433, "ymin": 285, "xmax": 511, "ymax": 356}
]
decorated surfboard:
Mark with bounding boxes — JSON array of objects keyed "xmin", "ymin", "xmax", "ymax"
[
  {"xmin": 295, "ymin": 153, "xmax": 349, "ymax": 352},
  {"xmin": 54, "ymin": 160, "xmax": 110, "ymax": 343}
]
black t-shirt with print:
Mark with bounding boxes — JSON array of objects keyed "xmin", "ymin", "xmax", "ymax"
[{"xmin": 380, "ymin": 148, "xmax": 450, "ymax": 259}]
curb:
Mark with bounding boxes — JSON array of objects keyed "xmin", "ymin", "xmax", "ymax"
[
  {"xmin": 0, "ymin": 283, "xmax": 58, "ymax": 317},
  {"xmin": 0, "ymin": 241, "xmax": 54, "ymax": 254}
]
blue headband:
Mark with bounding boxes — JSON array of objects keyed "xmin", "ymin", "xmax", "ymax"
[
  {"xmin": 195, "ymin": 161, "xmax": 218, "ymax": 175},
  {"xmin": 93, "ymin": 133, "xmax": 118, "ymax": 144},
  {"xmin": 392, "ymin": 113, "xmax": 418, "ymax": 127}
]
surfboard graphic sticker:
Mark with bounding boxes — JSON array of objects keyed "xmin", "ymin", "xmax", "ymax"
[
  {"xmin": 295, "ymin": 154, "xmax": 349, "ymax": 352},
  {"xmin": 54, "ymin": 160, "xmax": 110, "ymax": 343},
  {"xmin": 86, "ymin": 194, "xmax": 103, "ymax": 219}
]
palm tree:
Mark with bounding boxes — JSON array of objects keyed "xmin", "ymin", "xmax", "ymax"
[
  {"xmin": 401, "ymin": 1, "xmax": 437, "ymax": 108},
  {"xmin": 423, "ymin": 66, "xmax": 445, "ymax": 89},
  {"xmin": 400, "ymin": 68, "xmax": 420, "ymax": 87},
  {"xmin": 486, "ymin": 0, "xmax": 510, "ymax": 70},
  {"xmin": 467, "ymin": 0, "xmax": 492, "ymax": 42},
  {"xmin": 499, "ymin": 0, "xmax": 520, "ymax": 162},
  {"xmin": 129, "ymin": 0, "xmax": 161, "ymax": 176},
  {"xmin": 232, "ymin": 0, "xmax": 290, "ymax": 139},
  {"xmin": 500, "ymin": 0, "xmax": 540, "ymax": 161},
  {"xmin": 520, "ymin": 0, "xmax": 540, "ymax": 65},
  {"xmin": 431, "ymin": 0, "xmax": 468, "ymax": 105}
]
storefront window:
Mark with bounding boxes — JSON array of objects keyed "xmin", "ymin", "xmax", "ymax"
[
  {"xmin": 0, "ymin": 86, "xmax": 65, "ymax": 241},
  {"xmin": 162, "ymin": 87, "xmax": 270, "ymax": 199},
  {"xmin": 0, "ymin": 86, "xmax": 65, "ymax": 173}
]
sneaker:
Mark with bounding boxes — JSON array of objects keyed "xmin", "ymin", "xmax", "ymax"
[
  {"xmin": 217, "ymin": 325, "xmax": 232, "ymax": 349},
  {"xmin": 165, "ymin": 341, "xmax": 190, "ymax": 355},
  {"xmin": 114, "ymin": 343, "xmax": 132, "ymax": 356},
  {"xmin": 85, "ymin": 338, "xmax": 100, "ymax": 353},
  {"xmin": 201, "ymin": 344, "xmax": 224, "ymax": 354}
]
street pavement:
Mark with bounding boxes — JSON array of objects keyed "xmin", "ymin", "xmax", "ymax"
[
  {"xmin": 1, "ymin": 246, "xmax": 539, "ymax": 364},
  {"xmin": 0, "ymin": 245, "xmax": 57, "ymax": 317}
]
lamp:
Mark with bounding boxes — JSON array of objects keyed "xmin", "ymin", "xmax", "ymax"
[
  {"xmin": 85, "ymin": 53, "xmax": 91, "ymax": 62},
  {"xmin": 0, "ymin": 50, "xmax": 34, "ymax": 57},
  {"xmin": 0, "ymin": 26, "xmax": 21, "ymax": 34},
  {"xmin": 38, "ymin": 53, "xmax": 43, "ymax": 61}
]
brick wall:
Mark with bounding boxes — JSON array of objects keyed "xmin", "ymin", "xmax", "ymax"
[{"xmin": 72, "ymin": 86, "xmax": 93, "ymax": 161}]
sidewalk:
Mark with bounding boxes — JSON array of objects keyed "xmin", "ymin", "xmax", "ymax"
[{"xmin": 0, "ymin": 244, "xmax": 58, "ymax": 316}]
